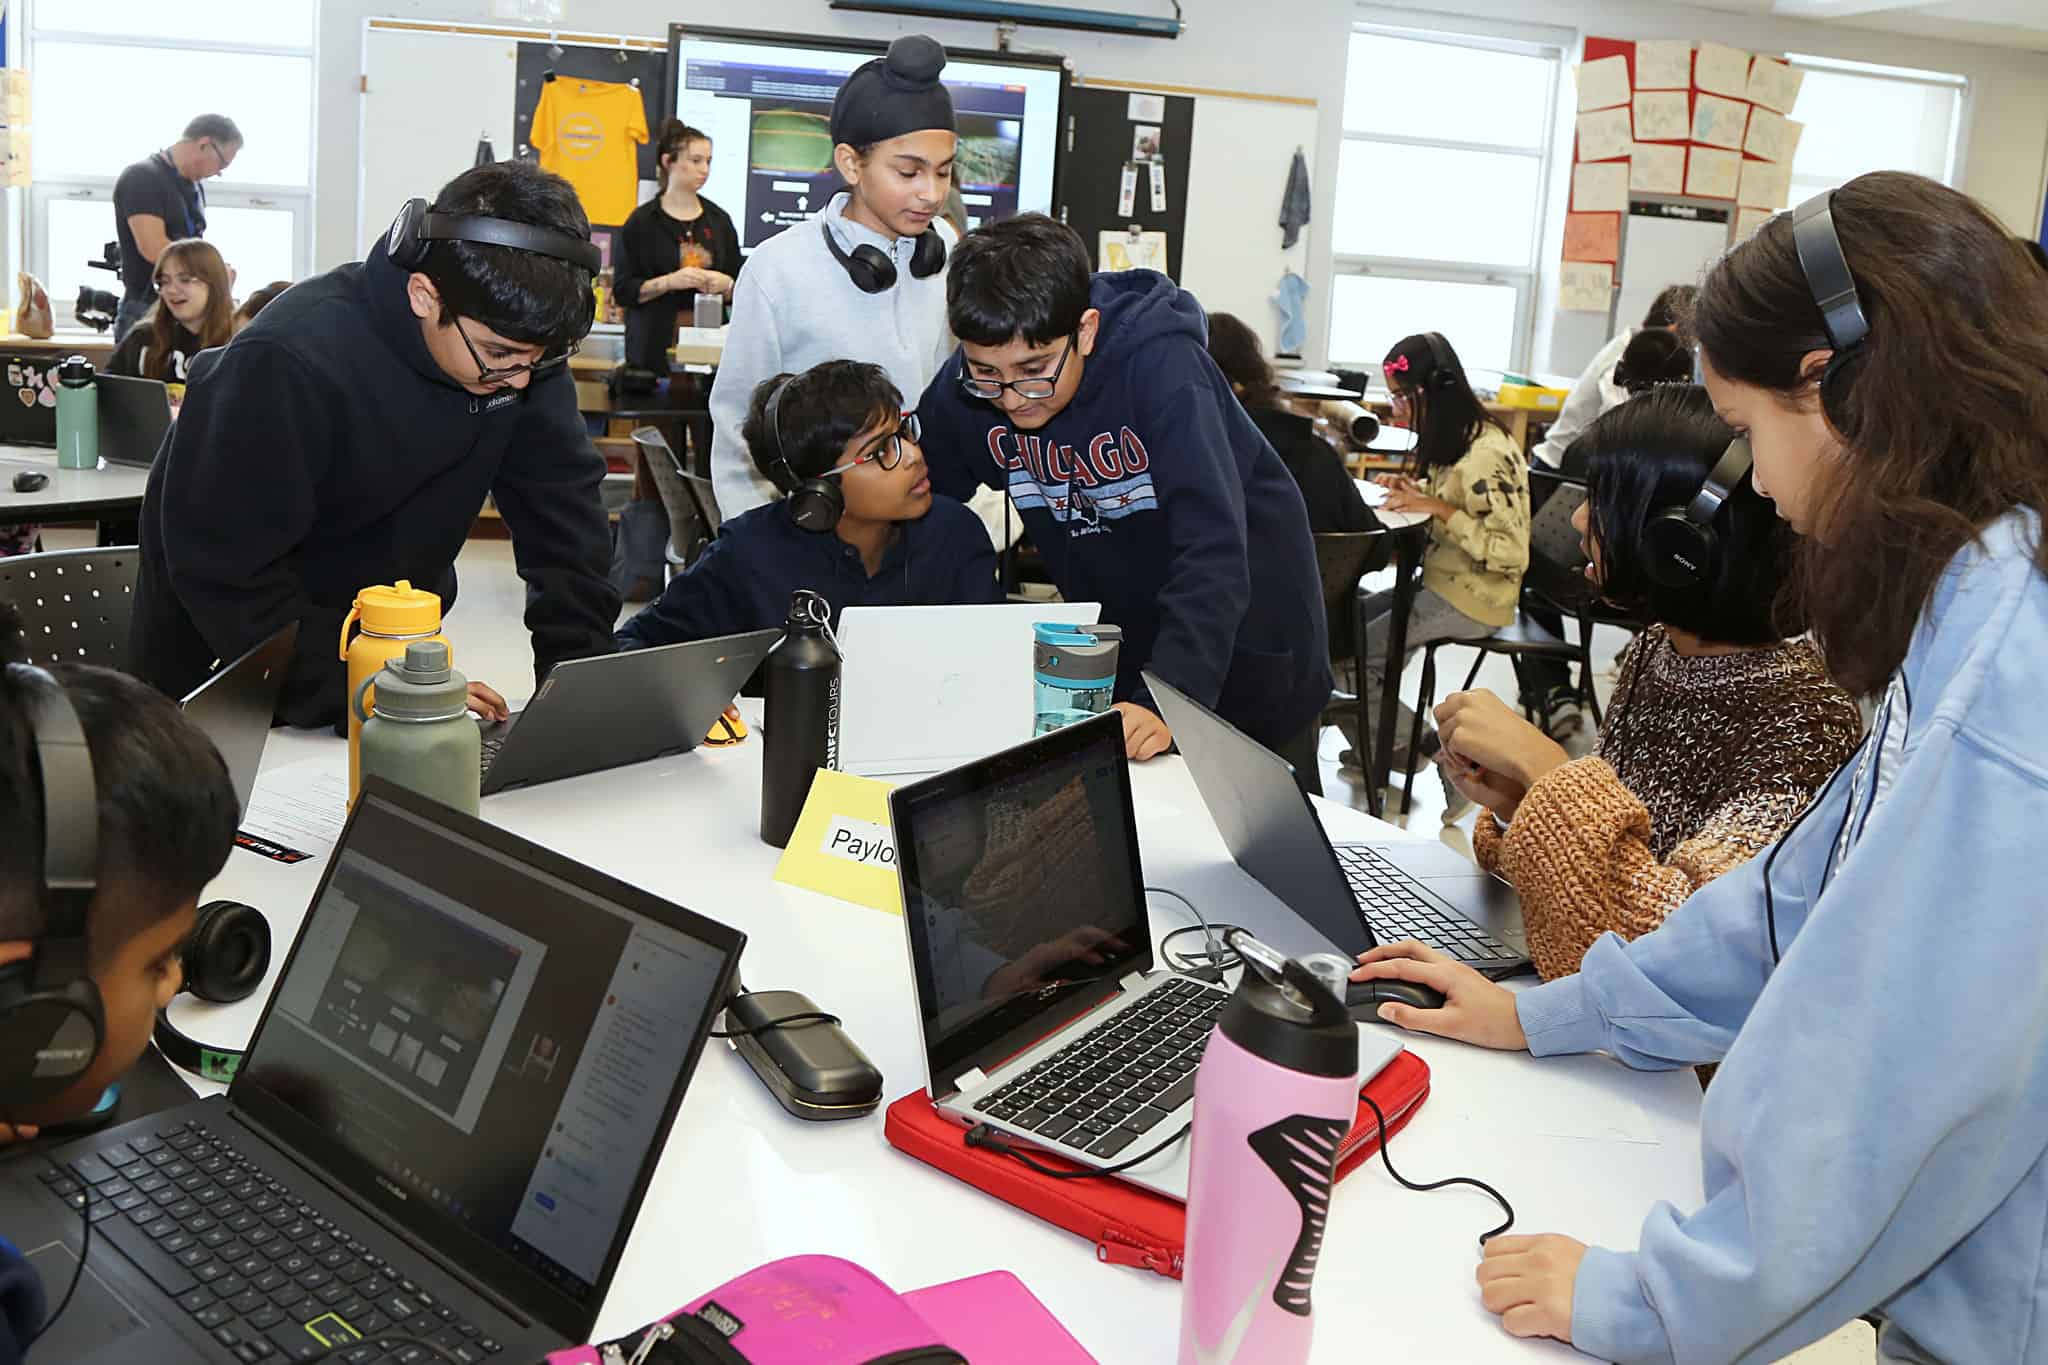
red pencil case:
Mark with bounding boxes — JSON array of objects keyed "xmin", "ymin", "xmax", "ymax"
[{"xmin": 883, "ymin": 1049, "xmax": 1431, "ymax": 1279}]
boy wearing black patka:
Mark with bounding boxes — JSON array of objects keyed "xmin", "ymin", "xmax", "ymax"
[{"xmin": 916, "ymin": 215, "xmax": 1330, "ymax": 790}]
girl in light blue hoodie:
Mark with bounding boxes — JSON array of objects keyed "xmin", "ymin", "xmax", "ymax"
[{"xmin": 1353, "ymin": 171, "xmax": 2048, "ymax": 1364}]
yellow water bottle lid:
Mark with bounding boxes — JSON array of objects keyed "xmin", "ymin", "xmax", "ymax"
[{"xmin": 353, "ymin": 579, "xmax": 442, "ymax": 636}]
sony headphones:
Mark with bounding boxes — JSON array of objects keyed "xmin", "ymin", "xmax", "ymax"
[
  {"xmin": 1790, "ymin": 190, "xmax": 1871, "ymax": 428},
  {"xmin": 821, "ymin": 217, "xmax": 947, "ymax": 295},
  {"xmin": 385, "ymin": 197, "xmax": 602, "ymax": 275},
  {"xmin": 766, "ymin": 375, "xmax": 845, "ymax": 533},
  {"xmin": 1643, "ymin": 435, "xmax": 1755, "ymax": 589},
  {"xmin": 153, "ymin": 899, "xmax": 271, "ymax": 1085},
  {"xmin": 0, "ymin": 664, "xmax": 107, "ymax": 1109},
  {"xmin": 1421, "ymin": 332, "xmax": 1462, "ymax": 392}
]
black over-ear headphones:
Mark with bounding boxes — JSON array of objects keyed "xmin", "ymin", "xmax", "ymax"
[
  {"xmin": 766, "ymin": 375, "xmax": 845, "ymax": 533},
  {"xmin": 1643, "ymin": 436, "xmax": 1754, "ymax": 589},
  {"xmin": 385, "ymin": 197, "xmax": 603, "ymax": 275},
  {"xmin": 1421, "ymin": 332, "xmax": 1461, "ymax": 392},
  {"xmin": 1790, "ymin": 190, "xmax": 1871, "ymax": 428},
  {"xmin": 0, "ymin": 664, "xmax": 107, "ymax": 1109},
  {"xmin": 822, "ymin": 218, "xmax": 947, "ymax": 295},
  {"xmin": 153, "ymin": 900, "xmax": 271, "ymax": 1085}
]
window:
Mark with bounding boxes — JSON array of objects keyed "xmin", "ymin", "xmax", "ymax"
[
  {"xmin": 1331, "ymin": 26, "xmax": 1564, "ymax": 374},
  {"xmin": 1783, "ymin": 55, "xmax": 1965, "ymax": 205},
  {"xmin": 24, "ymin": 0, "xmax": 317, "ymax": 329}
]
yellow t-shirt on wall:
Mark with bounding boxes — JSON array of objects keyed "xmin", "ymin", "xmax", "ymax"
[{"xmin": 530, "ymin": 78, "xmax": 649, "ymax": 228}]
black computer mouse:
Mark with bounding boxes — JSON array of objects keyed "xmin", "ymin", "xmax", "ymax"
[
  {"xmin": 12, "ymin": 470, "xmax": 48, "ymax": 492},
  {"xmin": 1345, "ymin": 977, "xmax": 1448, "ymax": 1022}
]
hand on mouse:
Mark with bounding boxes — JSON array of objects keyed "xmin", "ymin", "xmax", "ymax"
[
  {"xmin": 1477, "ymin": 1234, "xmax": 1586, "ymax": 1346},
  {"xmin": 1111, "ymin": 701, "xmax": 1173, "ymax": 761},
  {"xmin": 1351, "ymin": 941, "xmax": 1526, "ymax": 1050},
  {"xmin": 465, "ymin": 681, "xmax": 510, "ymax": 723}
]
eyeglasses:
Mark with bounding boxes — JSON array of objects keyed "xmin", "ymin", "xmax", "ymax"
[
  {"xmin": 820, "ymin": 412, "xmax": 921, "ymax": 477},
  {"xmin": 154, "ymin": 272, "xmax": 204, "ymax": 290},
  {"xmin": 958, "ymin": 336, "xmax": 1076, "ymax": 402},
  {"xmin": 451, "ymin": 316, "xmax": 578, "ymax": 384},
  {"xmin": 200, "ymin": 139, "xmax": 235, "ymax": 175}
]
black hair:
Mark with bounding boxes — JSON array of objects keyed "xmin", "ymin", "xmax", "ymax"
[
  {"xmin": 182, "ymin": 114, "xmax": 243, "ymax": 146},
  {"xmin": 1612, "ymin": 329, "xmax": 1693, "ymax": 395},
  {"xmin": 1205, "ymin": 312, "xmax": 1280, "ymax": 412},
  {"xmin": 654, "ymin": 119, "xmax": 711, "ymax": 192},
  {"xmin": 1640, "ymin": 285, "xmax": 1698, "ymax": 330},
  {"xmin": 234, "ymin": 280, "xmax": 292, "ymax": 323},
  {"xmin": 2025, "ymin": 238, "xmax": 2048, "ymax": 273},
  {"xmin": 0, "ymin": 607, "xmax": 238, "ymax": 969},
  {"xmin": 1575, "ymin": 385, "xmax": 1796, "ymax": 645},
  {"xmin": 743, "ymin": 361, "xmax": 904, "ymax": 488},
  {"xmin": 947, "ymin": 212, "xmax": 1091, "ymax": 348},
  {"xmin": 421, "ymin": 161, "xmax": 595, "ymax": 351},
  {"xmin": 1383, "ymin": 332, "xmax": 1508, "ymax": 476}
]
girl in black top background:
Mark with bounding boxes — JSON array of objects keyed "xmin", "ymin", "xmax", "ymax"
[
  {"xmin": 613, "ymin": 120, "xmax": 741, "ymax": 374},
  {"xmin": 1205, "ymin": 311, "xmax": 1371, "ymax": 535}
]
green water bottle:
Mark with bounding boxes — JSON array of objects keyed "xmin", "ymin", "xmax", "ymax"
[
  {"xmin": 55, "ymin": 356, "xmax": 99, "ymax": 470},
  {"xmin": 351, "ymin": 640, "xmax": 481, "ymax": 815}
]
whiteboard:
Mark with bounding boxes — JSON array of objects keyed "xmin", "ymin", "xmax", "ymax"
[
  {"xmin": 1612, "ymin": 202, "xmax": 1732, "ymax": 335},
  {"xmin": 359, "ymin": 26, "xmax": 524, "ymax": 257}
]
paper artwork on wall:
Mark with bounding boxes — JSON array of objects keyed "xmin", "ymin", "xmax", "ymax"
[
  {"xmin": 1576, "ymin": 55, "xmax": 1631, "ymax": 112},
  {"xmin": 1685, "ymin": 147, "xmax": 1742, "ymax": 200},
  {"xmin": 1577, "ymin": 106, "xmax": 1634, "ymax": 163},
  {"xmin": 1629, "ymin": 142, "xmax": 1686, "ymax": 194},
  {"xmin": 1572, "ymin": 161, "xmax": 1631, "ymax": 213},
  {"xmin": 1634, "ymin": 41, "xmax": 1692, "ymax": 91},
  {"xmin": 1560, "ymin": 261, "xmax": 1614, "ymax": 313}
]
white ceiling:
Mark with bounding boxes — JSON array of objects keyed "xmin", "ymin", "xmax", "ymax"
[{"xmin": 1693, "ymin": 0, "xmax": 2048, "ymax": 51}]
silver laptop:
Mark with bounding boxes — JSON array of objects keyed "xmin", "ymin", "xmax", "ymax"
[
  {"xmin": 890, "ymin": 712, "xmax": 1401, "ymax": 1201},
  {"xmin": 179, "ymin": 621, "xmax": 297, "ymax": 819},
  {"xmin": 1146, "ymin": 672, "xmax": 1532, "ymax": 980},
  {"xmin": 98, "ymin": 373, "xmax": 174, "ymax": 468},
  {"xmin": 837, "ymin": 602, "xmax": 1100, "ymax": 778},
  {"xmin": 480, "ymin": 629, "xmax": 780, "ymax": 795}
]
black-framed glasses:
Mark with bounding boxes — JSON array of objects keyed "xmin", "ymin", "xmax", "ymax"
[
  {"xmin": 820, "ymin": 412, "xmax": 921, "ymax": 478},
  {"xmin": 958, "ymin": 335, "xmax": 1076, "ymax": 402},
  {"xmin": 451, "ymin": 316, "xmax": 578, "ymax": 385}
]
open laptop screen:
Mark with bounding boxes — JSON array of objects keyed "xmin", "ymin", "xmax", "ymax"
[
  {"xmin": 893, "ymin": 712, "xmax": 1150, "ymax": 1098},
  {"xmin": 234, "ymin": 782, "xmax": 743, "ymax": 1339}
]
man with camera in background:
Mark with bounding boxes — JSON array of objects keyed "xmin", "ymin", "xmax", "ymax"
[{"xmin": 110, "ymin": 115, "xmax": 241, "ymax": 341}]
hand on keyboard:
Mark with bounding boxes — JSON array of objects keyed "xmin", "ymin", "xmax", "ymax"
[
  {"xmin": 1350, "ymin": 941, "xmax": 1527, "ymax": 1051},
  {"xmin": 465, "ymin": 681, "xmax": 510, "ymax": 723}
]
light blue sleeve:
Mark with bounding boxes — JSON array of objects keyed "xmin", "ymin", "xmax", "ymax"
[
  {"xmin": 1559, "ymin": 724, "xmax": 2048, "ymax": 1364},
  {"xmin": 708, "ymin": 268, "xmax": 786, "ymax": 522}
]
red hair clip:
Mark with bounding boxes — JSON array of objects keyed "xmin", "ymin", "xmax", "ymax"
[{"xmin": 1384, "ymin": 355, "xmax": 1411, "ymax": 379}]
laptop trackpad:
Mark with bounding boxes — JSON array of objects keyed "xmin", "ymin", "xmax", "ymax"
[{"xmin": 20, "ymin": 1242, "xmax": 157, "ymax": 1361}]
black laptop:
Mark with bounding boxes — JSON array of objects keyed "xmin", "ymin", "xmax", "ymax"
[
  {"xmin": 0, "ymin": 352, "xmax": 61, "ymax": 446},
  {"xmin": 98, "ymin": 374, "xmax": 175, "ymax": 468},
  {"xmin": 0, "ymin": 778, "xmax": 745, "ymax": 1364},
  {"xmin": 179, "ymin": 622, "xmax": 298, "ymax": 819},
  {"xmin": 480, "ymin": 630, "xmax": 780, "ymax": 796},
  {"xmin": 1145, "ymin": 672, "xmax": 1532, "ymax": 979}
]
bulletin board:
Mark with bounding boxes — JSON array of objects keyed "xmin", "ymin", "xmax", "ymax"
[
  {"xmin": 510, "ymin": 43, "xmax": 670, "ymax": 228},
  {"xmin": 1060, "ymin": 84, "xmax": 1194, "ymax": 282}
]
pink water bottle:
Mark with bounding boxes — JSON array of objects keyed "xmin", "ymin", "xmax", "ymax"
[{"xmin": 1179, "ymin": 935, "xmax": 1360, "ymax": 1365}]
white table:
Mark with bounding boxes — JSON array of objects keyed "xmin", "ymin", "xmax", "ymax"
[
  {"xmin": 0, "ymin": 444, "xmax": 150, "ymax": 530},
  {"xmin": 177, "ymin": 722, "xmax": 1703, "ymax": 1363}
]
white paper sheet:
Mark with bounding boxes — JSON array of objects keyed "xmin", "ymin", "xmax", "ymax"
[
  {"xmin": 1691, "ymin": 93, "xmax": 1751, "ymax": 150},
  {"xmin": 1743, "ymin": 107, "xmax": 1803, "ymax": 164},
  {"xmin": 1685, "ymin": 147, "xmax": 1742, "ymax": 200},
  {"xmin": 1572, "ymin": 161, "xmax": 1630, "ymax": 214},
  {"xmin": 1694, "ymin": 42, "xmax": 1752, "ymax": 98},
  {"xmin": 241, "ymin": 757, "xmax": 351, "ymax": 856},
  {"xmin": 1576, "ymin": 54, "xmax": 1631, "ymax": 112},
  {"xmin": 1739, "ymin": 158, "xmax": 1793, "ymax": 211},
  {"xmin": 1745, "ymin": 57, "xmax": 1804, "ymax": 114},
  {"xmin": 1634, "ymin": 39, "xmax": 1692, "ymax": 91},
  {"xmin": 1735, "ymin": 206, "xmax": 1775, "ymax": 241},
  {"xmin": 1630, "ymin": 142, "xmax": 1686, "ymax": 194},
  {"xmin": 1631, "ymin": 90, "xmax": 1689, "ymax": 143},
  {"xmin": 1560, "ymin": 261, "xmax": 1614, "ymax": 313},
  {"xmin": 1126, "ymin": 91, "xmax": 1166, "ymax": 122},
  {"xmin": 1576, "ymin": 106, "xmax": 1633, "ymax": 163}
]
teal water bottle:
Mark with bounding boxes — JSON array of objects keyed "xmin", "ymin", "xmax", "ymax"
[
  {"xmin": 1033, "ymin": 622, "xmax": 1122, "ymax": 734},
  {"xmin": 55, "ymin": 356, "xmax": 99, "ymax": 470}
]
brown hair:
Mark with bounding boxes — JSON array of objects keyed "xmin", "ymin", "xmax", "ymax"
[
  {"xmin": 654, "ymin": 119, "xmax": 710, "ymax": 193},
  {"xmin": 1205, "ymin": 312, "xmax": 1280, "ymax": 412},
  {"xmin": 1690, "ymin": 172, "xmax": 2048, "ymax": 695},
  {"xmin": 143, "ymin": 239, "xmax": 235, "ymax": 379}
]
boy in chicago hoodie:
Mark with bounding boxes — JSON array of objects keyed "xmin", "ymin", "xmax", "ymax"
[{"xmin": 916, "ymin": 214, "xmax": 1330, "ymax": 790}]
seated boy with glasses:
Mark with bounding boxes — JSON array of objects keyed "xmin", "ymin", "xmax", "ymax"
[
  {"xmin": 616, "ymin": 360, "xmax": 999, "ymax": 650},
  {"xmin": 131, "ymin": 160, "xmax": 617, "ymax": 731},
  {"xmin": 914, "ymin": 214, "xmax": 1330, "ymax": 790}
]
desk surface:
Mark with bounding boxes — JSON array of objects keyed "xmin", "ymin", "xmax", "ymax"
[
  {"xmin": 181, "ymin": 718, "xmax": 1702, "ymax": 1362},
  {"xmin": 0, "ymin": 444, "xmax": 151, "ymax": 525}
]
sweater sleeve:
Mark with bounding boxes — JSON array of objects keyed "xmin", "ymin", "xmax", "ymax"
[
  {"xmin": 1494, "ymin": 757, "xmax": 1807, "ymax": 981},
  {"xmin": 711, "ymin": 204, "xmax": 743, "ymax": 280},
  {"xmin": 1432, "ymin": 435, "xmax": 1529, "ymax": 575},
  {"xmin": 615, "ymin": 530, "xmax": 751, "ymax": 649},
  {"xmin": 914, "ymin": 366, "xmax": 986, "ymax": 504},
  {"xmin": 610, "ymin": 207, "xmax": 661, "ymax": 311},
  {"xmin": 707, "ymin": 266, "xmax": 786, "ymax": 521}
]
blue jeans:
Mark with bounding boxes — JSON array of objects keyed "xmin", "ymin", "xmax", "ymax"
[{"xmin": 113, "ymin": 296, "xmax": 152, "ymax": 343}]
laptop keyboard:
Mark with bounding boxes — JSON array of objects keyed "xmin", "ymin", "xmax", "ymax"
[
  {"xmin": 39, "ymin": 1119, "xmax": 505, "ymax": 1363},
  {"xmin": 1335, "ymin": 844, "xmax": 1518, "ymax": 963},
  {"xmin": 973, "ymin": 976, "xmax": 1227, "ymax": 1162},
  {"xmin": 478, "ymin": 732, "xmax": 505, "ymax": 779}
]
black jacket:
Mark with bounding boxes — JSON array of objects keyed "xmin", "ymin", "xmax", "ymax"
[
  {"xmin": 1250, "ymin": 408, "xmax": 1372, "ymax": 536},
  {"xmin": 132, "ymin": 241, "xmax": 620, "ymax": 728},
  {"xmin": 611, "ymin": 196, "xmax": 741, "ymax": 373}
]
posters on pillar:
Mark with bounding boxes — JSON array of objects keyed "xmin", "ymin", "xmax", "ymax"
[
  {"xmin": 1693, "ymin": 43, "xmax": 1752, "ymax": 99},
  {"xmin": 1745, "ymin": 58, "xmax": 1804, "ymax": 114},
  {"xmin": 1685, "ymin": 147, "xmax": 1742, "ymax": 200},
  {"xmin": 1739, "ymin": 159, "xmax": 1793, "ymax": 212},
  {"xmin": 1573, "ymin": 161, "xmax": 1631, "ymax": 214},
  {"xmin": 1632, "ymin": 91, "xmax": 1689, "ymax": 143},
  {"xmin": 1630, "ymin": 142, "xmax": 1686, "ymax": 194},
  {"xmin": 1563, "ymin": 212, "xmax": 1621, "ymax": 263},
  {"xmin": 1576, "ymin": 55, "xmax": 1631, "ymax": 112},
  {"xmin": 1577, "ymin": 106, "xmax": 1634, "ymax": 163},
  {"xmin": 1743, "ymin": 108, "xmax": 1803, "ymax": 164},
  {"xmin": 1690, "ymin": 94, "xmax": 1750, "ymax": 150},
  {"xmin": 1560, "ymin": 262, "xmax": 1614, "ymax": 313},
  {"xmin": 1634, "ymin": 41, "xmax": 1692, "ymax": 91}
]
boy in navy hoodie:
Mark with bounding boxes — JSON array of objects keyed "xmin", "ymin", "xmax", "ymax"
[
  {"xmin": 0, "ymin": 606, "xmax": 241, "ymax": 1362},
  {"xmin": 916, "ymin": 214, "xmax": 1330, "ymax": 789}
]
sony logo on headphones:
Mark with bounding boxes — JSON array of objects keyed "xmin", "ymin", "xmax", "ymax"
[
  {"xmin": 36, "ymin": 1046, "xmax": 89, "ymax": 1063},
  {"xmin": 1673, "ymin": 554, "xmax": 1699, "ymax": 572}
]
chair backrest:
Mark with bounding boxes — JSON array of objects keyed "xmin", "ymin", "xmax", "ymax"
[
  {"xmin": 633, "ymin": 426, "xmax": 719, "ymax": 568},
  {"xmin": 0, "ymin": 546, "xmax": 141, "ymax": 671},
  {"xmin": 1313, "ymin": 531, "xmax": 1383, "ymax": 613},
  {"xmin": 1528, "ymin": 467, "xmax": 1588, "ymax": 573},
  {"xmin": 680, "ymin": 472, "xmax": 723, "ymax": 539}
]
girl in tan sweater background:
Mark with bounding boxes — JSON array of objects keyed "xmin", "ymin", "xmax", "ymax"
[{"xmin": 1430, "ymin": 385, "xmax": 1861, "ymax": 980}]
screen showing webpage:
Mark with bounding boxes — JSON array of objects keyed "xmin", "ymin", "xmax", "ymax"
[{"xmin": 676, "ymin": 35, "xmax": 1061, "ymax": 253}]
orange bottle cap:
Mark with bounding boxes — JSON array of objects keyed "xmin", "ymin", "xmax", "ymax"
[{"xmin": 352, "ymin": 579, "xmax": 442, "ymax": 637}]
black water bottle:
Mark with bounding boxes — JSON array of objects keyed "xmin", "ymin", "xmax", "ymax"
[{"xmin": 761, "ymin": 589, "xmax": 842, "ymax": 848}]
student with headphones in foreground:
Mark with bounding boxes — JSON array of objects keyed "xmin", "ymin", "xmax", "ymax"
[
  {"xmin": 1353, "ymin": 174, "xmax": 2048, "ymax": 1363},
  {"xmin": 1429, "ymin": 386, "xmax": 1860, "ymax": 981},
  {"xmin": 706, "ymin": 35, "xmax": 961, "ymax": 520},
  {"xmin": 0, "ymin": 605, "xmax": 241, "ymax": 1361},
  {"xmin": 616, "ymin": 360, "xmax": 998, "ymax": 649},
  {"xmin": 131, "ymin": 160, "xmax": 620, "ymax": 729},
  {"xmin": 1342, "ymin": 332, "xmax": 1531, "ymax": 798}
]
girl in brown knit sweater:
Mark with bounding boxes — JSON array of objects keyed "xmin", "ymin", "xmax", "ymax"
[{"xmin": 1430, "ymin": 386, "xmax": 1862, "ymax": 980}]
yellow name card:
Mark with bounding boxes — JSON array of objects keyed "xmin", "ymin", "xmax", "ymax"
[{"xmin": 772, "ymin": 769, "xmax": 902, "ymax": 916}]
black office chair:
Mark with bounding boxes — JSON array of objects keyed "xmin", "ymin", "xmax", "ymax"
[
  {"xmin": 0, "ymin": 546, "xmax": 141, "ymax": 670},
  {"xmin": 631, "ymin": 427, "xmax": 719, "ymax": 577}
]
